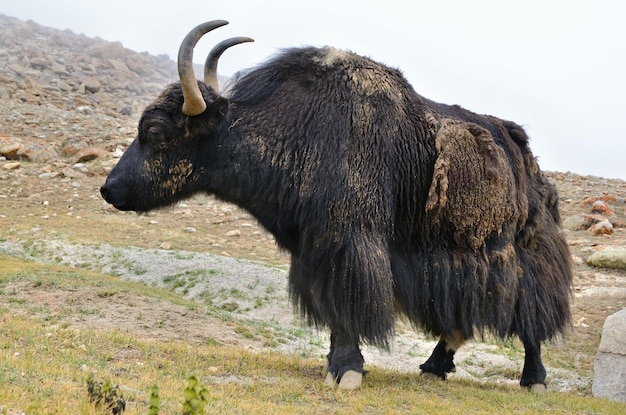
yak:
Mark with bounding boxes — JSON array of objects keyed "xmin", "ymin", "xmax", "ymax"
[{"xmin": 100, "ymin": 20, "xmax": 573, "ymax": 391}]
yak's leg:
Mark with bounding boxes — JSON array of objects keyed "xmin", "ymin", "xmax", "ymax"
[
  {"xmin": 520, "ymin": 340, "xmax": 547, "ymax": 391},
  {"xmin": 420, "ymin": 330, "xmax": 466, "ymax": 380},
  {"xmin": 324, "ymin": 329, "xmax": 365, "ymax": 390}
]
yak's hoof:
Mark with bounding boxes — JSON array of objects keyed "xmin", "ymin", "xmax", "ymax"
[
  {"xmin": 528, "ymin": 383, "xmax": 547, "ymax": 393},
  {"xmin": 324, "ymin": 372, "xmax": 337, "ymax": 387},
  {"xmin": 339, "ymin": 370, "xmax": 363, "ymax": 389},
  {"xmin": 324, "ymin": 370, "xmax": 363, "ymax": 390}
]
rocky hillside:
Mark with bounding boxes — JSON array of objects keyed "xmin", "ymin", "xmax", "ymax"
[
  {"xmin": 0, "ymin": 13, "xmax": 181, "ymax": 175},
  {"xmin": 0, "ymin": 14, "xmax": 177, "ymax": 111}
]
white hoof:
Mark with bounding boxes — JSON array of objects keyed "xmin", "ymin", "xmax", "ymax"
[
  {"xmin": 338, "ymin": 370, "xmax": 362, "ymax": 390},
  {"xmin": 324, "ymin": 372, "xmax": 337, "ymax": 388},
  {"xmin": 529, "ymin": 383, "xmax": 547, "ymax": 393},
  {"xmin": 324, "ymin": 370, "xmax": 363, "ymax": 389}
]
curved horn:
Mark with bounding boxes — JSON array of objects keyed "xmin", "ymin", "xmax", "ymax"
[
  {"xmin": 178, "ymin": 20, "xmax": 228, "ymax": 116},
  {"xmin": 204, "ymin": 37, "xmax": 254, "ymax": 93}
]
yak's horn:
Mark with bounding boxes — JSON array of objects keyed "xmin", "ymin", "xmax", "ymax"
[
  {"xmin": 178, "ymin": 20, "xmax": 228, "ymax": 116},
  {"xmin": 204, "ymin": 37, "xmax": 254, "ymax": 93}
]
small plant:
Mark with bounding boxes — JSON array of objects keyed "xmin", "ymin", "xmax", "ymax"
[
  {"xmin": 148, "ymin": 385, "xmax": 160, "ymax": 415},
  {"xmin": 182, "ymin": 375, "xmax": 210, "ymax": 415},
  {"xmin": 86, "ymin": 374, "xmax": 126, "ymax": 414}
]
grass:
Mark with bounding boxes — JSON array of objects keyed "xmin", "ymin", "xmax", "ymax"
[
  {"xmin": 1, "ymin": 255, "xmax": 625, "ymax": 414},
  {"xmin": 1, "ymin": 313, "xmax": 624, "ymax": 414}
]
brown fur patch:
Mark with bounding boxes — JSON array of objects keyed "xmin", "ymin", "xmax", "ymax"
[
  {"xmin": 426, "ymin": 120, "xmax": 516, "ymax": 250},
  {"xmin": 166, "ymin": 160, "xmax": 194, "ymax": 195}
]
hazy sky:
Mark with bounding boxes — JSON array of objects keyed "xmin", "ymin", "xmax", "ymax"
[{"xmin": 3, "ymin": 1, "xmax": 625, "ymax": 179}]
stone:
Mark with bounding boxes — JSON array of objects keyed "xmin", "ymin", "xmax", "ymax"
[
  {"xmin": 61, "ymin": 167, "xmax": 86, "ymax": 179},
  {"xmin": 563, "ymin": 214, "xmax": 606, "ymax": 231},
  {"xmin": 29, "ymin": 56, "xmax": 50, "ymax": 69},
  {"xmin": 8, "ymin": 63, "xmax": 27, "ymax": 75},
  {"xmin": 75, "ymin": 105, "xmax": 94, "ymax": 115},
  {"xmin": 591, "ymin": 200, "xmax": 615, "ymax": 216},
  {"xmin": 587, "ymin": 248, "xmax": 626, "ymax": 270},
  {"xmin": 588, "ymin": 219, "xmax": 614, "ymax": 236},
  {"xmin": 0, "ymin": 142, "xmax": 23, "ymax": 159},
  {"xmin": 2, "ymin": 161, "xmax": 21, "ymax": 170},
  {"xmin": 593, "ymin": 308, "xmax": 626, "ymax": 402},
  {"xmin": 55, "ymin": 80, "xmax": 73, "ymax": 92},
  {"xmin": 82, "ymin": 77, "xmax": 101, "ymax": 93},
  {"xmin": 125, "ymin": 59, "xmax": 150, "ymax": 76},
  {"xmin": 72, "ymin": 147, "xmax": 105, "ymax": 163},
  {"xmin": 85, "ymin": 40, "xmax": 126, "ymax": 60},
  {"xmin": 159, "ymin": 242, "xmax": 172, "ymax": 250},
  {"xmin": 52, "ymin": 63, "xmax": 70, "ymax": 76},
  {"xmin": 16, "ymin": 141, "xmax": 57, "ymax": 162}
]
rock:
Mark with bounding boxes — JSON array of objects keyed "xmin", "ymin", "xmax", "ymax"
[
  {"xmin": 55, "ymin": 80, "xmax": 73, "ymax": 92},
  {"xmin": 52, "ymin": 63, "xmax": 70, "ymax": 76},
  {"xmin": 225, "ymin": 230, "xmax": 241, "ymax": 237},
  {"xmin": 62, "ymin": 139, "xmax": 88, "ymax": 156},
  {"xmin": 8, "ymin": 63, "xmax": 27, "ymax": 75},
  {"xmin": 85, "ymin": 40, "xmax": 126, "ymax": 60},
  {"xmin": 72, "ymin": 147, "xmax": 106, "ymax": 163},
  {"xmin": 581, "ymin": 195, "xmax": 618, "ymax": 206},
  {"xmin": 591, "ymin": 200, "xmax": 615, "ymax": 216},
  {"xmin": 75, "ymin": 105, "xmax": 94, "ymax": 115},
  {"xmin": 587, "ymin": 248, "xmax": 626, "ymax": 270},
  {"xmin": 82, "ymin": 77, "xmax": 101, "ymax": 93},
  {"xmin": 0, "ymin": 86, "xmax": 10, "ymax": 98},
  {"xmin": 0, "ymin": 142, "xmax": 23, "ymax": 159},
  {"xmin": 2, "ymin": 161, "xmax": 21, "ymax": 170},
  {"xmin": 588, "ymin": 219, "xmax": 613, "ymax": 236},
  {"xmin": 125, "ymin": 59, "xmax": 150, "ymax": 76},
  {"xmin": 29, "ymin": 56, "xmax": 50, "ymax": 69},
  {"xmin": 16, "ymin": 141, "xmax": 57, "ymax": 162},
  {"xmin": 159, "ymin": 242, "xmax": 172, "ymax": 250},
  {"xmin": 61, "ymin": 167, "xmax": 87, "ymax": 179},
  {"xmin": 593, "ymin": 308, "xmax": 626, "ymax": 402},
  {"xmin": 563, "ymin": 214, "xmax": 606, "ymax": 231}
]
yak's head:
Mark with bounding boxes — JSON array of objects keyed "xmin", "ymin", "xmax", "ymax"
[{"xmin": 100, "ymin": 21, "xmax": 252, "ymax": 212}]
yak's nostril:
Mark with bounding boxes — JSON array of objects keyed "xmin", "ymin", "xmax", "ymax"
[
  {"xmin": 99, "ymin": 178, "xmax": 133, "ymax": 211},
  {"xmin": 100, "ymin": 185, "xmax": 109, "ymax": 201}
]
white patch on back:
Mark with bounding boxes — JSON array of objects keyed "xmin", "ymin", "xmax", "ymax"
[{"xmin": 314, "ymin": 47, "xmax": 350, "ymax": 67}]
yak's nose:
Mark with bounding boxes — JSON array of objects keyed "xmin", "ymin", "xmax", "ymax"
[
  {"xmin": 99, "ymin": 184, "xmax": 111, "ymax": 203},
  {"xmin": 100, "ymin": 177, "xmax": 132, "ymax": 211}
]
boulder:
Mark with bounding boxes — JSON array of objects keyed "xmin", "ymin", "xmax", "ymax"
[
  {"xmin": 82, "ymin": 77, "xmax": 102, "ymax": 93},
  {"xmin": 587, "ymin": 248, "xmax": 626, "ymax": 270},
  {"xmin": 588, "ymin": 219, "xmax": 614, "ymax": 236},
  {"xmin": 0, "ymin": 142, "xmax": 23, "ymax": 159},
  {"xmin": 593, "ymin": 308, "xmax": 626, "ymax": 402},
  {"xmin": 16, "ymin": 141, "xmax": 57, "ymax": 162}
]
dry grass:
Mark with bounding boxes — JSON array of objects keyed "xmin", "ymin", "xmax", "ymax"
[{"xmin": 1, "ymin": 256, "xmax": 624, "ymax": 414}]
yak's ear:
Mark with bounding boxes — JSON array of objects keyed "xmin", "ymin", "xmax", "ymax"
[
  {"xmin": 426, "ymin": 120, "xmax": 517, "ymax": 250},
  {"xmin": 184, "ymin": 94, "xmax": 229, "ymax": 137}
]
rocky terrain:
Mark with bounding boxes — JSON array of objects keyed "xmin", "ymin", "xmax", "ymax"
[{"xmin": 1, "ymin": 14, "xmax": 626, "ymax": 397}]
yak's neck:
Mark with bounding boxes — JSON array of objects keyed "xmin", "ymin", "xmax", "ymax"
[{"xmin": 207, "ymin": 108, "xmax": 300, "ymax": 252}]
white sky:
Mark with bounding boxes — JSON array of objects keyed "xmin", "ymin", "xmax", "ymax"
[{"xmin": 3, "ymin": 1, "xmax": 625, "ymax": 179}]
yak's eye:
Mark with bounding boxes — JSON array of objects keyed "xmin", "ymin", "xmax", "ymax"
[{"xmin": 147, "ymin": 126, "xmax": 160, "ymax": 139}]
